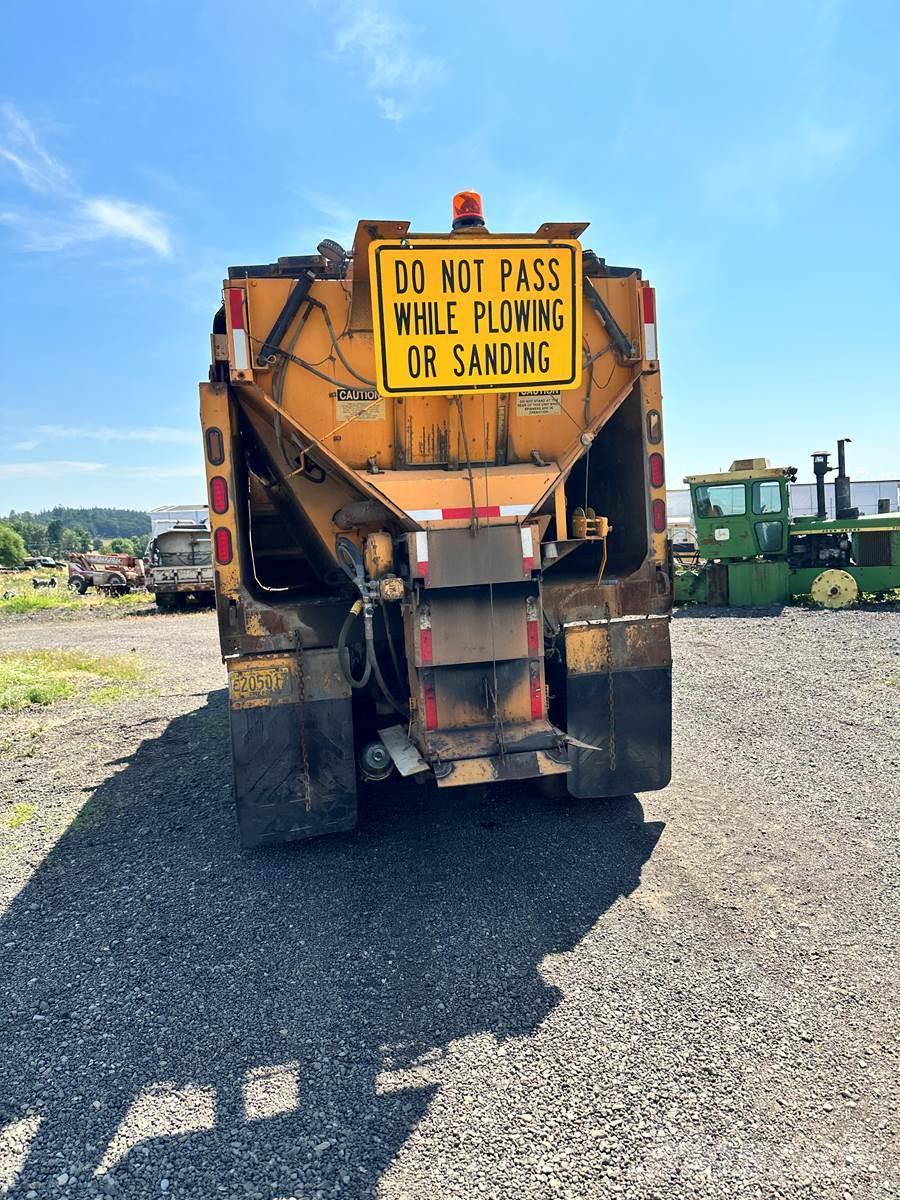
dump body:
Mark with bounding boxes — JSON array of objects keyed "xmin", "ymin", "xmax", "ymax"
[
  {"xmin": 200, "ymin": 213, "xmax": 672, "ymax": 845},
  {"xmin": 146, "ymin": 523, "xmax": 214, "ymax": 609}
]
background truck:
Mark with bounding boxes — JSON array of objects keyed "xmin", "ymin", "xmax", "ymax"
[
  {"xmin": 200, "ymin": 192, "xmax": 672, "ymax": 846},
  {"xmin": 674, "ymin": 439, "xmax": 900, "ymax": 606},
  {"xmin": 67, "ymin": 552, "xmax": 145, "ymax": 595},
  {"xmin": 146, "ymin": 520, "xmax": 214, "ymax": 610}
]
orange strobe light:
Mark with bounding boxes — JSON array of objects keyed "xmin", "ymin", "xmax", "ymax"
[{"xmin": 452, "ymin": 190, "xmax": 485, "ymax": 230}]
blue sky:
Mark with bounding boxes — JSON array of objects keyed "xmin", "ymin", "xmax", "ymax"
[{"xmin": 1, "ymin": 0, "xmax": 898, "ymax": 513}]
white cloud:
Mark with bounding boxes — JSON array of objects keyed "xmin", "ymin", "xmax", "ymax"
[
  {"xmin": 0, "ymin": 105, "xmax": 173, "ymax": 257},
  {"xmin": 12, "ymin": 439, "xmax": 38, "ymax": 451},
  {"xmin": 334, "ymin": 3, "xmax": 446, "ymax": 121},
  {"xmin": 36, "ymin": 424, "xmax": 196, "ymax": 444},
  {"xmin": 0, "ymin": 461, "xmax": 105, "ymax": 479}
]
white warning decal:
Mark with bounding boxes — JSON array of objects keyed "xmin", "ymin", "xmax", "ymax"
[
  {"xmin": 516, "ymin": 389, "xmax": 562, "ymax": 416},
  {"xmin": 334, "ymin": 388, "xmax": 386, "ymax": 422}
]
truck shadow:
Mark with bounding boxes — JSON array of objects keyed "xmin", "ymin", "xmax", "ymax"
[{"xmin": 0, "ymin": 689, "xmax": 663, "ymax": 1198}]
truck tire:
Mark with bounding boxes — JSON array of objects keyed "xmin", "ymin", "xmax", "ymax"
[{"xmin": 155, "ymin": 593, "xmax": 177, "ymax": 611}]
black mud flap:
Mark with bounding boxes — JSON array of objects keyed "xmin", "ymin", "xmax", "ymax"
[
  {"xmin": 566, "ymin": 666, "xmax": 672, "ymax": 798},
  {"xmin": 228, "ymin": 648, "xmax": 357, "ymax": 847}
]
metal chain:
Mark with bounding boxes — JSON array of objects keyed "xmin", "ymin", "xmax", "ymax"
[
  {"xmin": 604, "ymin": 603, "xmax": 617, "ymax": 774},
  {"xmin": 294, "ymin": 634, "xmax": 313, "ymax": 811}
]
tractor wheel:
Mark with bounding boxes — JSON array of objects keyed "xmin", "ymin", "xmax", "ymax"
[
  {"xmin": 810, "ymin": 568, "xmax": 859, "ymax": 609},
  {"xmin": 68, "ymin": 576, "xmax": 88, "ymax": 595},
  {"xmin": 106, "ymin": 572, "xmax": 127, "ymax": 597}
]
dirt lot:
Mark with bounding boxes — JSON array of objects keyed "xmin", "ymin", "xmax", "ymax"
[{"xmin": 0, "ymin": 605, "xmax": 898, "ymax": 1199}]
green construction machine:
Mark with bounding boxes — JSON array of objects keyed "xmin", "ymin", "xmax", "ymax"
[{"xmin": 674, "ymin": 439, "xmax": 900, "ymax": 607}]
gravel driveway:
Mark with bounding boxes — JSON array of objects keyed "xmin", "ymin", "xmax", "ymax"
[{"xmin": 0, "ymin": 605, "xmax": 897, "ymax": 1199}]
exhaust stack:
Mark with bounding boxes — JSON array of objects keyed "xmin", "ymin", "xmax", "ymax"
[
  {"xmin": 811, "ymin": 451, "xmax": 832, "ymax": 520},
  {"xmin": 835, "ymin": 438, "xmax": 858, "ymax": 520}
]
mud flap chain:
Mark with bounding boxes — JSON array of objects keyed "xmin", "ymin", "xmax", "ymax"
[
  {"xmin": 605, "ymin": 603, "xmax": 616, "ymax": 773},
  {"xmin": 294, "ymin": 634, "xmax": 313, "ymax": 811}
]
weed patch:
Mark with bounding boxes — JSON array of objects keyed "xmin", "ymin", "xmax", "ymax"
[
  {"xmin": 0, "ymin": 650, "xmax": 142, "ymax": 711},
  {"xmin": 7, "ymin": 802, "xmax": 35, "ymax": 830}
]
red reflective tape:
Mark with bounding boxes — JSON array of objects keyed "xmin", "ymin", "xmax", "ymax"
[
  {"xmin": 529, "ymin": 666, "xmax": 544, "ymax": 718},
  {"xmin": 440, "ymin": 505, "xmax": 502, "ymax": 520},
  {"xmin": 527, "ymin": 618, "xmax": 541, "ymax": 657},
  {"xmin": 414, "ymin": 531, "xmax": 429, "ymax": 578},
  {"xmin": 419, "ymin": 627, "xmax": 433, "ymax": 664},
  {"xmin": 422, "ymin": 676, "xmax": 438, "ymax": 730},
  {"xmin": 642, "ymin": 284, "xmax": 656, "ymax": 324},
  {"xmin": 227, "ymin": 288, "xmax": 245, "ymax": 330}
]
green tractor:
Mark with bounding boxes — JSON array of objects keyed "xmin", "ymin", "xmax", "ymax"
[{"xmin": 674, "ymin": 440, "xmax": 900, "ymax": 607}]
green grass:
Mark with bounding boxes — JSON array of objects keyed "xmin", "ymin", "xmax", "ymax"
[
  {"xmin": 0, "ymin": 589, "xmax": 151, "ymax": 615},
  {"xmin": 0, "ymin": 650, "xmax": 142, "ymax": 711},
  {"xmin": 7, "ymin": 802, "xmax": 35, "ymax": 830},
  {"xmin": 0, "ymin": 571, "xmax": 151, "ymax": 614}
]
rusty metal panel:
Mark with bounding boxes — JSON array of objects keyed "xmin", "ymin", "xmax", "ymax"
[
  {"xmin": 435, "ymin": 749, "xmax": 568, "ymax": 788},
  {"xmin": 423, "ymin": 718, "xmax": 558, "ymax": 761},
  {"xmin": 431, "ymin": 658, "xmax": 533, "ymax": 728},
  {"xmin": 564, "ymin": 616, "xmax": 670, "ymax": 675},
  {"xmin": 422, "ymin": 590, "xmax": 531, "ymax": 665},
  {"xmin": 413, "ymin": 526, "xmax": 531, "ymax": 588}
]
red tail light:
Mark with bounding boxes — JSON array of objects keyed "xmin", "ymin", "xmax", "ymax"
[
  {"xmin": 652, "ymin": 499, "xmax": 667, "ymax": 533},
  {"xmin": 209, "ymin": 475, "xmax": 229, "ymax": 515},
  {"xmin": 214, "ymin": 527, "xmax": 233, "ymax": 564},
  {"xmin": 649, "ymin": 453, "xmax": 665, "ymax": 488}
]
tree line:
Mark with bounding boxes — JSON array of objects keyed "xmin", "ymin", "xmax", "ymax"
[{"xmin": 0, "ymin": 508, "xmax": 151, "ymax": 567}]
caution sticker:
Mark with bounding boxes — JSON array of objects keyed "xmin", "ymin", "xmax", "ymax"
[
  {"xmin": 369, "ymin": 238, "xmax": 582, "ymax": 397},
  {"xmin": 516, "ymin": 389, "xmax": 562, "ymax": 416},
  {"xmin": 334, "ymin": 387, "xmax": 386, "ymax": 422}
]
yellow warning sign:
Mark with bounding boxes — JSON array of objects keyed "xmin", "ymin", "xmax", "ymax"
[{"xmin": 369, "ymin": 238, "xmax": 582, "ymax": 397}]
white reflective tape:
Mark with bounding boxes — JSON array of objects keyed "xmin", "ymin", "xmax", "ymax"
[
  {"xmin": 520, "ymin": 526, "xmax": 534, "ymax": 556},
  {"xmin": 406, "ymin": 509, "xmax": 444, "ymax": 522},
  {"xmin": 644, "ymin": 323, "xmax": 657, "ymax": 361},
  {"xmin": 499, "ymin": 504, "xmax": 533, "ymax": 516},
  {"xmin": 415, "ymin": 531, "xmax": 429, "ymax": 565},
  {"xmin": 232, "ymin": 331, "xmax": 249, "ymax": 372}
]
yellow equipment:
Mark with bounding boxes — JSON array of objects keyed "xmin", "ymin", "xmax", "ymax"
[{"xmin": 200, "ymin": 193, "xmax": 672, "ymax": 846}]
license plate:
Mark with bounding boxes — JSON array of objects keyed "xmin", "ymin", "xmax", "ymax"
[{"xmin": 229, "ymin": 659, "xmax": 295, "ymax": 708}]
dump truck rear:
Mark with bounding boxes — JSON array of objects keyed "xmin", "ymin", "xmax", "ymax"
[{"xmin": 200, "ymin": 193, "xmax": 672, "ymax": 846}]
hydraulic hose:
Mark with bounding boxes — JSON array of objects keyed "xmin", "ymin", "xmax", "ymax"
[
  {"xmin": 364, "ymin": 609, "xmax": 407, "ymax": 716},
  {"xmin": 380, "ymin": 605, "xmax": 407, "ymax": 692},
  {"xmin": 338, "ymin": 601, "xmax": 371, "ymax": 689}
]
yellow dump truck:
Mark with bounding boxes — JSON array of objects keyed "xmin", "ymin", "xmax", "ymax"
[{"xmin": 200, "ymin": 192, "xmax": 672, "ymax": 846}]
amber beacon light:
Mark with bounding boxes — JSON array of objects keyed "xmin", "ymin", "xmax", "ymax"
[{"xmin": 452, "ymin": 190, "xmax": 485, "ymax": 230}]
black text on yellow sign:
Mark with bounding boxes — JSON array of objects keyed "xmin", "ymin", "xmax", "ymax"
[{"xmin": 369, "ymin": 239, "xmax": 582, "ymax": 396}]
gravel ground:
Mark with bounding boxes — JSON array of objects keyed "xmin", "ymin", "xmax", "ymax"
[{"xmin": 0, "ymin": 605, "xmax": 897, "ymax": 1199}]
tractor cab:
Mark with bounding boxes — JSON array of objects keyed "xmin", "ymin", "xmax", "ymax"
[{"xmin": 685, "ymin": 459, "xmax": 795, "ymax": 562}]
